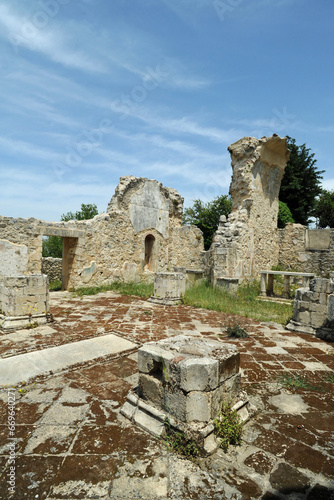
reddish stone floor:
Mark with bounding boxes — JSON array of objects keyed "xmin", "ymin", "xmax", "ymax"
[{"xmin": 0, "ymin": 290, "xmax": 333, "ymax": 499}]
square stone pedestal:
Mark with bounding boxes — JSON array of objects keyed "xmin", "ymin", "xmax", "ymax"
[
  {"xmin": 121, "ymin": 335, "xmax": 250, "ymax": 455},
  {"xmin": 148, "ymin": 272, "xmax": 186, "ymax": 306},
  {"xmin": 0, "ymin": 274, "xmax": 50, "ymax": 330}
]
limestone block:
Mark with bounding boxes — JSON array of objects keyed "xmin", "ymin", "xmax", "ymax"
[
  {"xmin": 138, "ymin": 344, "xmax": 175, "ymax": 378},
  {"xmin": 309, "ymin": 302, "xmax": 327, "ymax": 314},
  {"xmin": 319, "ymin": 292, "xmax": 328, "ymax": 306},
  {"xmin": 328, "ymin": 295, "xmax": 334, "ymax": 322},
  {"xmin": 310, "ymin": 311, "xmax": 327, "ymax": 328},
  {"xmin": 137, "ymin": 336, "xmax": 240, "ymax": 424},
  {"xmin": 186, "ymin": 392, "xmax": 211, "ymax": 422},
  {"xmin": 179, "ymin": 358, "xmax": 219, "ymax": 392},
  {"xmin": 138, "ymin": 373, "xmax": 163, "ymax": 407},
  {"xmin": 0, "ymin": 239, "xmax": 28, "ymax": 276},
  {"xmin": 310, "ymin": 278, "xmax": 329, "ymax": 293},
  {"xmin": 211, "ymin": 374, "xmax": 241, "ymax": 418},
  {"xmin": 295, "ymin": 289, "xmax": 318, "ymax": 302},
  {"xmin": 297, "ymin": 310, "xmax": 311, "ymax": 325}
]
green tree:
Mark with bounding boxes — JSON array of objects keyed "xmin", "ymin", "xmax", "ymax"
[
  {"xmin": 277, "ymin": 201, "xmax": 294, "ymax": 228},
  {"xmin": 183, "ymin": 195, "xmax": 232, "ymax": 250},
  {"xmin": 313, "ymin": 189, "xmax": 334, "ymax": 228},
  {"xmin": 42, "ymin": 203, "xmax": 98, "ymax": 257},
  {"xmin": 279, "ymin": 137, "xmax": 324, "ymax": 226}
]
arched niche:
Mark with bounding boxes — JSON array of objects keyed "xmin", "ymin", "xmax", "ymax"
[{"xmin": 144, "ymin": 234, "xmax": 155, "ymax": 271}]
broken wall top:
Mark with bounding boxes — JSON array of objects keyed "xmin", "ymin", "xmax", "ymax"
[
  {"xmin": 106, "ymin": 176, "xmax": 184, "ymax": 237},
  {"xmin": 228, "ymin": 135, "xmax": 290, "ymax": 211}
]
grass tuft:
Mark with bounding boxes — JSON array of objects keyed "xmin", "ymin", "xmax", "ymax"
[
  {"xmin": 72, "ymin": 281, "xmax": 154, "ymax": 299},
  {"xmin": 278, "ymin": 373, "xmax": 324, "ymax": 393},
  {"xmin": 163, "ymin": 419, "xmax": 200, "ymax": 458},
  {"xmin": 49, "ymin": 279, "xmax": 62, "ymax": 291},
  {"xmin": 183, "ymin": 280, "xmax": 292, "ymax": 325}
]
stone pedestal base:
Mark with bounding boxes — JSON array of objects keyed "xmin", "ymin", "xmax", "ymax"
[
  {"xmin": 0, "ymin": 313, "xmax": 49, "ymax": 331},
  {"xmin": 0, "ymin": 274, "xmax": 49, "ymax": 331},
  {"xmin": 121, "ymin": 335, "xmax": 253, "ymax": 455},
  {"xmin": 121, "ymin": 390, "xmax": 251, "ymax": 456},
  {"xmin": 148, "ymin": 272, "xmax": 186, "ymax": 306}
]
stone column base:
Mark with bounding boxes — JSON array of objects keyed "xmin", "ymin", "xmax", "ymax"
[{"xmin": 147, "ymin": 296, "xmax": 182, "ymax": 306}]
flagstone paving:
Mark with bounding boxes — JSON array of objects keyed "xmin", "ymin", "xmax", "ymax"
[{"xmin": 0, "ymin": 290, "xmax": 333, "ymax": 499}]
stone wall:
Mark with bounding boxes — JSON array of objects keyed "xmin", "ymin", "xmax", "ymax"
[
  {"xmin": 287, "ymin": 275, "xmax": 334, "ymax": 341},
  {"xmin": 0, "ymin": 177, "xmax": 204, "ymax": 290},
  {"xmin": 210, "ymin": 135, "xmax": 290, "ymax": 283},
  {"xmin": 42, "ymin": 258, "xmax": 62, "ymax": 282},
  {"xmin": 278, "ymin": 224, "xmax": 334, "ymax": 277}
]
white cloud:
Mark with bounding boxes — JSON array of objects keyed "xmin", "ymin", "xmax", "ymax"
[{"xmin": 0, "ymin": 4, "xmax": 107, "ymax": 72}]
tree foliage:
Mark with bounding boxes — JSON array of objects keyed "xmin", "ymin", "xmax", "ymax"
[
  {"xmin": 313, "ymin": 189, "xmax": 334, "ymax": 228},
  {"xmin": 279, "ymin": 137, "xmax": 324, "ymax": 226},
  {"xmin": 42, "ymin": 203, "xmax": 98, "ymax": 258},
  {"xmin": 277, "ymin": 201, "xmax": 294, "ymax": 228},
  {"xmin": 182, "ymin": 195, "xmax": 232, "ymax": 250}
]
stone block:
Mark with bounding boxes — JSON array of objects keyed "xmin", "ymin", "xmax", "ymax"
[
  {"xmin": 186, "ymin": 392, "xmax": 211, "ymax": 422},
  {"xmin": 310, "ymin": 311, "xmax": 327, "ymax": 328},
  {"xmin": 179, "ymin": 358, "xmax": 218, "ymax": 392},
  {"xmin": 138, "ymin": 344, "xmax": 174, "ymax": 378},
  {"xmin": 309, "ymin": 278, "xmax": 329, "ymax": 294},
  {"xmin": 139, "ymin": 373, "xmax": 164, "ymax": 407},
  {"xmin": 309, "ymin": 302, "xmax": 327, "ymax": 314},
  {"xmin": 297, "ymin": 310, "xmax": 311, "ymax": 325},
  {"xmin": 328, "ymin": 295, "xmax": 334, "ymax": 322}
]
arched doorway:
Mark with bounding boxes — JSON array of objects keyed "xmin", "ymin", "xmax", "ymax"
[{"xmin": 144, "ymin": 234, "xmax": 155, "ymax": 271}]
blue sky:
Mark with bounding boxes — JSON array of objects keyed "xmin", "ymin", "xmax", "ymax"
[{"xmin": 0, "ymin": 0, "xmax": 333, "ymax": 221}]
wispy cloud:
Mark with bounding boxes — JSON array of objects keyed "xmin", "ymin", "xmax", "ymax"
[{"xmin": 0, "ymin": 4, "xmax": 107, "ymax": 72}]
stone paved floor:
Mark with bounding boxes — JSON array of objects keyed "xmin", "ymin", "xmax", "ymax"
[{"xmin": 0, "ymin": 290, "xmax": 333, "ymax": 499}]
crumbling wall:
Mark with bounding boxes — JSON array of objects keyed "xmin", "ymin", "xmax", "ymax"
[
  {"xmin": 211, "ymin": 135, "xmax": 290, "ymax": 282},
  {"xmin": 278, "ymin": 224, "xmax": 334, "ymax": 276},
  {"xmin": 0, "ymin": 177, "xmax": 204, "ymax": 289},
  {"xmin": 169, "ymin": 226, "xmax": 205, "ymax": 271},
  {"xmin": 287, "ymin": 275, "xmax": 334, "ymax": 341}
]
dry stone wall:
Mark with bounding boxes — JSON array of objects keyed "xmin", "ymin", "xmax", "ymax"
[
  {"xmin": 210, "ymin": 135, "xmax": 290, "ymax": 283},
  {"xmin": 278, "ymin": 224, "xmax": 334, "ymax": 277},
  {"xmin": 41, "ymin": 258, "xmax": 62, "ymax": 282}
]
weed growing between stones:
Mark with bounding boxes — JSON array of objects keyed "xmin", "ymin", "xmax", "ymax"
[
  {"xmin": 25, "ymin": 321, "xmax": 39, "ymax": 329},
  {"xmin": 226, "ymin": 320, "xmax": 249, "ymax": 338},
  {"xmin": 214, "ymin": 402, "xmax": 243, "ymax": 452},
  {"xmin": 278, "ymin": 373, "xmax": 325, "ymax": 393},
  {"xmin": 163, "ymin": 419, "xmax": 200, "ymax": 458},
  {"xmin": 323, "ymin": 372, "xmax": 334, "ymax": 383}
]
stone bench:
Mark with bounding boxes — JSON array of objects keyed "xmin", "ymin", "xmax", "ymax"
[{"xmin": 260, "ymin": 270, "xmax": 316, "ymax": 298}]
